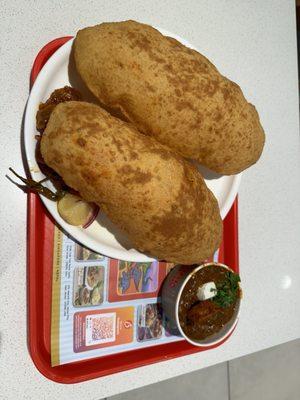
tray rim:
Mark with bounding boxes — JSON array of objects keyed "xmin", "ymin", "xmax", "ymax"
[{"xmin": 27, "ymin": 37, "xmax": 240, "ymax": 384}]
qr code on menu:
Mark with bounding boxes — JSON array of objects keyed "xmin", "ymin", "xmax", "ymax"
[{"xmin": 85, "ymin": 313, "xmax": 116, "ymax": 346}]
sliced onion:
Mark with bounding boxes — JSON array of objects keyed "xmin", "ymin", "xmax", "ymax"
[
  {"xmin": 57, "ymin": 193, "xmax": 99, "ymax": 227},
  {"xmin": 83, "ymin": 204, "xmax": 99, "ymax": 229}
]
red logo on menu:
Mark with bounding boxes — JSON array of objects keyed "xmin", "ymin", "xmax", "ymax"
[{"xmin": 123, "ymin": 320, "xmax": 133, "ymax": 329}]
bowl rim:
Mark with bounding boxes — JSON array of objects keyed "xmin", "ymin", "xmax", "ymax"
[{"xmin": 175, "ymin": 262, "xmax": 242, "ymax": 347}]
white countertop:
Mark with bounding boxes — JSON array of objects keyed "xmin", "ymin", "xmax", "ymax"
[{"xmin": 1, "ymin": 1, "xmax": 300, "ymax": 399}]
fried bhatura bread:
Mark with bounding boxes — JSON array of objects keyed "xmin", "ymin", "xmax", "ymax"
[
  {"xmin": 74, "ymin": 20, "xmax": 265, "ymax": 175},
  {"xmin": 40, "ymin": 101, "xmax": 222, "ymax": 264}
]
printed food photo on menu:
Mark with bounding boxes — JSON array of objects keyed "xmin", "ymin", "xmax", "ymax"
[
  {"xmin": 137, "ymin": 303, "xmax": 163, "ymax": 342},
  {"xmin": 75, "ymin": 243, "xmax": 105, "ymax": 262},
  {"xmin": 108, "ymin": 260, "xmax": 166, "ymax": 301},
  {"xmin": 73, "ymin": 266, "xmax": 105, "ymax": 307}
]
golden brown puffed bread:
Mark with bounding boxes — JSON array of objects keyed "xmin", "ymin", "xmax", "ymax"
[
  {"xmin": 74, "ymin": 20, "xmax": 265, "ymax": 175},
  {"xmin": 41, "ymin": 101, "xmax": 222, "ymax": 264}
]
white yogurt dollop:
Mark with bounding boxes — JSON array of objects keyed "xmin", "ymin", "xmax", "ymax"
[{"xmin": 196, "ymin": 282, "xmax": 217, "ymax": 301}]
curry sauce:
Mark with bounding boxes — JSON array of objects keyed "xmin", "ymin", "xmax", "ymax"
[{"xmin": 178, "ymin": 265, "xmax": 240, "ymax": 341}]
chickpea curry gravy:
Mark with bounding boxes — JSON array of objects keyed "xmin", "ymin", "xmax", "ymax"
[
  {"xmin": 178, "ymin": 266, "xmax": 240, "ymax": 341},
  {"xmin": 36, "ymin": 86, "xmax": 82, "ymax": 133}
]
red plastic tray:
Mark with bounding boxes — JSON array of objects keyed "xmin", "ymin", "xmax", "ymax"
[{"xmin": 27, "ymin": 37, "xmax": 239, "ymax": 384}]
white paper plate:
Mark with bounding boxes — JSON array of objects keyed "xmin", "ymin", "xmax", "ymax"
[{"xmin": 24, "ymin": 29, "xmax": 241, "ymax": 262}]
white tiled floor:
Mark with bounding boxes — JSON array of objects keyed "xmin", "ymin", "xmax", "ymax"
[
  {"xmin": 110, "ymin": 361, "xmax": 229, "ymax": 400},
  {"xmin": 229, "ymin": 339, "xmax": 300, "ymax": 400},
  {"xmin": 108, "ymin": 339, "xmax": 300, "ymax": 400}
]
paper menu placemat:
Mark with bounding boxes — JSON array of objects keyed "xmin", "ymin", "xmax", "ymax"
[{"xmin": 51, "ymin": 226, "xmax": 219, "ymax": 366}]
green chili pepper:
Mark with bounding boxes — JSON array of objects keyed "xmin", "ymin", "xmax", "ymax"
[{"xmin": 9, "ymin": 167, "xmax": 65, "ymax": 201}]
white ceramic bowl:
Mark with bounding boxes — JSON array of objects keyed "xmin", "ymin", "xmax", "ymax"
[
  {"xmin": 162, "ymin": 262, "xmax": 241, "ymax": 347},
  {"xmin": 24, "ymin": 29, "xmax": 241, "ymax": 262}
]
